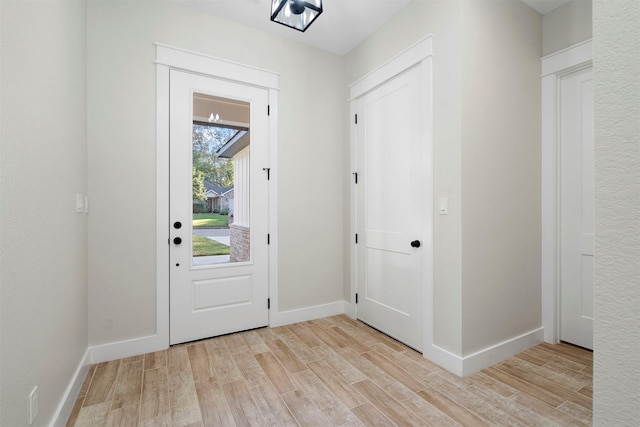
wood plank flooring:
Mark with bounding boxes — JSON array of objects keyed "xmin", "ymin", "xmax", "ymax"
[{"xmin": 67, "ymin": 315, "xmax": 593, "ymax": 426}]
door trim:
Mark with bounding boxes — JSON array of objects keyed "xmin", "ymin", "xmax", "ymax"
[
  {"xmin": 541, "ymin": 39, "xmax": 592, "ymax": 344},
  {"xmin": 349, "ymin": 35, "xmax": 434, "ymax": 355},
  {"xmin": 156, "ymin": 44, "xmax": 279, "ymax": 349}
]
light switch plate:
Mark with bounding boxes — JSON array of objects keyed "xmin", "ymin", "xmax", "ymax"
[
  {"xmin": 438, "ymin": 197, "xmax": 448, "ymax": 215},
  {"xmin": 76, "ymin": 194, "xmax": 84, "ymax": 213}
]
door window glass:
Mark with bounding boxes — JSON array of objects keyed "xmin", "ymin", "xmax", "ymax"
[{"xmin": 191, "ymin": 93, "xmax": 250, "ymax": 266}]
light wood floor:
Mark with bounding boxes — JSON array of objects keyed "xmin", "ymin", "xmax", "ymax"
[{"xmin": 67, "ymin": 315, "xmax": 593, "ymax": 426}]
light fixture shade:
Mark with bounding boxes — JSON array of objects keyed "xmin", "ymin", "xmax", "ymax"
[{"xmin": 270, "ymin": 0, "xmax": 323, "ymax": 32}]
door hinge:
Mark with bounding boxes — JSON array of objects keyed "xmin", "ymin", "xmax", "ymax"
[
  {"xmin": 268, "ymin": 298, "xmax": 271, "ymax": 309},
  {"xmin": 263, "ymin": 167, "xmax": 271, "ymax": 180},
  {"xmin": 267, "ymin": 233, "xmax": 270, "ymax": 245},
  {"xmin": 355, "ymin": 293, "xmax": 358, "ymax": 304},
  {"xmin": 267, "ymin": 105, "xmax": 270, "ymax": 116},
  {"xmin": 353, "ymin": 172, "xmax": 358, "ymax": 184},
  {"xmin": 355, "ymin": 233, "xmax": 358, "ymax": 244},
  {"xmin": 355, "ymin": 114, "xmax": 358, "ymax": 124}
]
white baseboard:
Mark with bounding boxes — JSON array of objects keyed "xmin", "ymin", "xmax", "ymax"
[
  {"xmin": 461, "ymin": 327, "xmax": 544, "ymax": 376},
  {"xmin": 89, "ymin": 334, "xmax": 167, "ymax": 364},
  {"xmin": 270, "ymin": 301, "xmax": 346, "ymax": 327},
  {"xmin": 424, "ymin": 327, "xmax": 544, "ymax": 377},
  {"xmin": 343, "ymin": 302, "xmax": 356, "ymax": 319},
  {"xmin": 424, "ymin": 343, "xmax": 466, "ymax": 376},
  {"xmin": 88, "ymin": 301, "xmax": 349, "ymax": 364},
  {"xmin": 48, "ymin": 349, "xmax": 91, "ymax": 427}
]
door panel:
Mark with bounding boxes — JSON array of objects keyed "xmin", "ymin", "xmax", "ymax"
[
  {"xmin": 355, "ymin": 66, "xmax": 426, "ymax": 351},
  {"xmin": 169, "ymin": 70, "xmax": 269, "ymax": 345},
  {"xmin": 560, "ymin": 67, "xmax": 593, "ymax": 350}
]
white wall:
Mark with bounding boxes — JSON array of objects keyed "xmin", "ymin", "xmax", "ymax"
[
  {"xmin": 0, "ymin": 1, "xmax": 88, "ymax": 425},
  {"xmin": 460, "ymin": 1, "xmax": 542, "ymax": 355},
  {"xmin": 592, "ymin": 0, "xmax": 640, "ymax": 424},
  {"xmin": 543, "ymin": 0, "xmax": 592, "ymax": 56},
  {"xmin": 87, "ymin": 1, "xmax": 345, "ymax": 346}
]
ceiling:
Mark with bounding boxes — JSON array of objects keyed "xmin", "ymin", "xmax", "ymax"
[
  {"xmin": 180, "ymin": 0, "xmax": 412, "ymax": 55},
  {"xmin": 180, "ymin": 0, "xmax": 571, "ymax": 56},
  {"xmin": 521, "ymin": 0, "xmax": 571, "ymax": 14}
]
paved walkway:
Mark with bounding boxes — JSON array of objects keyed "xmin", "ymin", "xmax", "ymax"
[
  {"xmin": 193, "ymin": 255, "xmax": 230, "ymax": 266},
  {"xmin": 193, "ymin": 228, "xmax": 230, "ymax": 246}
]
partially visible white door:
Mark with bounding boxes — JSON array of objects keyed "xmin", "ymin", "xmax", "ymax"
[
  {"xmin": 169, "ymin": 70, "xmax": 269, "ymax": 345},
  {"xmin": 354, "ymin": 65, "xmax": 427, "ymax": 351},
  {"xmin": 560, "ymin": 66, "xmax": 594, "ymax": 350}
]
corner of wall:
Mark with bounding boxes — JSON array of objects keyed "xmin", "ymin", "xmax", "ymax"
[
  {"xmin": 48, "ymin": 350, "xmax": 91, "ymax": 427},
  {"xmin": 459, "ymin": 0, "xmax": 542, "ymax": 358}
]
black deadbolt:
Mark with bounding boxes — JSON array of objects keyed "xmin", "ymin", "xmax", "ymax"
[
  {"xmin": 173, "ymin": 237, "xmax": 182, "ymax": 245},
  {"xmin": 174, "ymin": 221, "xmax": 182, "ymax": 229},
  {"xmin": 410, "ymin": 240, "xmax": 421, "ymax": 248}
]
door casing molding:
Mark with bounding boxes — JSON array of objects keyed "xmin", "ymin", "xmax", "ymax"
[
  {"xmin": 156, "ymin": 44, "xmax": 279, "ymax": 350},
  {"xmin": 541, "ymin": 39, "xmax": 592, "ymax": 344}
]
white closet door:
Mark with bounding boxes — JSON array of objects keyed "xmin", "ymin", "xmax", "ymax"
[{"xmin": 560, "ymin": 66, "xmax": 594, "ymax": 350}]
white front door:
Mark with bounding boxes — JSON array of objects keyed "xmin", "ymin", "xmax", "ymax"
[
  {"xmin": 354, "ymin": 65, "xmax": 428, "ymax": 351},
  {"xmin": 169, "ymin": 70, "xmax": 269, "ymax": 345},
  {"xmin": 560, "ymin": 66, "xmax": 594, "ymax": 350}
]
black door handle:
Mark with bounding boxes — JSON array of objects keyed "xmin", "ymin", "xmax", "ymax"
[
  {"xmin": 410, "ymin": 240, "xmax": 421, "ymax": 248},
  {"xmin": 173, "ymin": 237, "xmax": 182, "ymax": 245}
]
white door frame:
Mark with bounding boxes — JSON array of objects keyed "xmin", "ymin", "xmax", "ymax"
[
  {"xmin": 541, "ymin": 40, "xmax": 592, "ymax": 344},
  {"xmin": 155, "ymin": 44, "xmax": 279, "ymax": 349},
  {"xmin": 348, "ymin": 36, "xmax": 434, "ymax": 355}
]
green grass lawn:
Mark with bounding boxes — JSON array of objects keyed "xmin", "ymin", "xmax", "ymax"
[
  {"xmin": 192, "ymin": 235, "xmax": 230, "ymax": 256},
  {"xmin": 193, "ymin": 213, "xmax": 229, "ymax": 228}
]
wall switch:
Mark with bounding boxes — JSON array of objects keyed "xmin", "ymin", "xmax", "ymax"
[
  {"xmin": 76, "ymin": 194, "xmax": 84, "ymax": 213},
  {"xmin": 28, "ymin": 386, "xmax": 38, "ymax": 425},
  {"xmin": 84, "ymin": 195, "xmax": 89, "ymax": 214},
  {"xmin": 438, "ymin": 197, "xmax": 449, "ymax": 215}
]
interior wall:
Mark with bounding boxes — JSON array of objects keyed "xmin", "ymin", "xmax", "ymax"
[
  {"xmin": 543, "ymin": 0, "xmax": 592, "ymax": 56},
  {"xmin": 0, "ymin": 1, "xmax": 89, "ymax": 425},
  {"xmin": 345, "ymin": 0, "xmax": 464, "ymax": 355},
  {"xmin": 592, "ymin": 0, "xmax": 640, "ymax": 424},
  {"xmin": 460, "ymin": 1, "xmax": 542, "ymax": 355},
  {"xmin": 87, "ymin": 1, "xmax": 345, "ymax": 346}
]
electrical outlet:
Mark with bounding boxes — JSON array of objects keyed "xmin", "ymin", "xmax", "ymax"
[{"xmin": 28, "ymin": 386, "xmax": 38, "ymax": 425}]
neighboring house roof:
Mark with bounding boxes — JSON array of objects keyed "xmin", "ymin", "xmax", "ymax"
[{"xmin": 204, "ymin": 182, "xmax": 233, "ymax": 197}]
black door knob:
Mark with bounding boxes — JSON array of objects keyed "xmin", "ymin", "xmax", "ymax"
[
  {"xmin": 173, "ymin": 237, "xmax": 182, "ymax": 245},
  {"xmin": 410, "ymin": 240, "xmax": 421, "ymax": 248},
  {"xmin": 174, "ymin": 221, "xmax": 182, "ymax": 229}
]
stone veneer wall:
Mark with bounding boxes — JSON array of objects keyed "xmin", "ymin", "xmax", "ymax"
[{"xmin": 230, "ymin": 224, "xmax": 250, "ymax": 262}]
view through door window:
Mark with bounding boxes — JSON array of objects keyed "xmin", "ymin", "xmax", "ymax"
[{"xmin": 192, "ymin": 93, "xmax": 250, "ymax": 266}]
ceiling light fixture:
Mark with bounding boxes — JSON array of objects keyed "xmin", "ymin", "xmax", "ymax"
[
  {"xmin": 270, "ymin": 0, "xmax": 323, "ymax": 32},
  {"xmin": 208, "ymin": 113, "xmax": 220, "ymax": 123}
]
